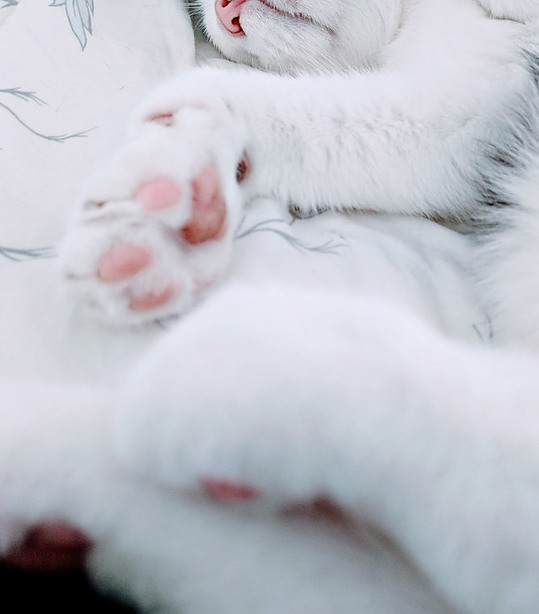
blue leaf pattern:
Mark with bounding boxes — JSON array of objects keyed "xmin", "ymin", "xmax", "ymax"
[
  {"xmin": 50, "ymin": 0, "xmax": 94, "ymax": 49},
  {"xmin": 0, "ymin": 246, "xmax": 56, "ymax": 261},
  {"xmin": 0, "ymin": 87, "xmax": 92, "ymax": 142},
  {"xmin": 0, "ymin": 2, "xmax": 94, "ymax": 259}
]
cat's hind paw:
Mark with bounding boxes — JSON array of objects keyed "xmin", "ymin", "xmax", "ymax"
[{"xmin": 112, "ymin": 285, "xmax": 338, "ymax": 505}]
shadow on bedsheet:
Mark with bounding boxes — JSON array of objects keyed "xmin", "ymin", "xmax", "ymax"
[{"xmin": 0, "ymin": 562, "xmax": 137, "ymax": 613}]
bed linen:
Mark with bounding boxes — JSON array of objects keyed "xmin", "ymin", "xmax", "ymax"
[{"xmin": 0, "ymin": 0, "xmax": 192, "ymax": 385}]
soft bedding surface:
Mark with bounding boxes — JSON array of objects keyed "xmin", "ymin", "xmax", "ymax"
[{"xmin": 0, "ymin": 0, "xmax": 193, "ymax": 384}]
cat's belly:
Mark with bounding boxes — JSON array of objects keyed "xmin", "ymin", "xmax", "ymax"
[{"xmin": 231, "ymin": 198, "xmax": 487, "ymax": 343}]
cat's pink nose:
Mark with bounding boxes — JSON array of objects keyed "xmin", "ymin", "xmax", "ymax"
[{"xmin": 215, "ymin": 0, "xmax": 248, "ymax": 35}]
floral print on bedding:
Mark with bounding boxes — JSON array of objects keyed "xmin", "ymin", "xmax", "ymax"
[
  {"xmin": 0, "ymin": 1, "xmax": 95, "ymax": 259},
  {"xmin": 1, "ymin": 0, "xmax": 95, "ymax": 48}
]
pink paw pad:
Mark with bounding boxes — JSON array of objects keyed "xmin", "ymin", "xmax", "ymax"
[
  {"xmin": 134, "ymin": 177, "xmax": 182, "ymax": 212},
  {"xmin": 181, "ymin": 165, "xmax": 227, "ymax": 245},
  {"xmin": 98, "ymin": 243, "xmax": 152, "ymax": 282},
  {"xmin": 147, "ymin": 112, "xmax": 175, "ymax": 127},
  {"xmin": 202, "ymin": 478, "xmax": 259, "ymax": 501},
  {"xmin": 6, "ymin": 522, "xmax": 91, "ymax": 572},
  {"xmin": 128, "ymin": 283, "xmax": 176, "ymax": 312},
  {"xmin": 94, "ymin": 167, "xmax": 228, "ymax": 315}
]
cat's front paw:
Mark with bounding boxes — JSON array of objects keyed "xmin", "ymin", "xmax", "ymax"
[{"xmin": 61, "ymin": 95, "xmax": 247, "ymax": 326}]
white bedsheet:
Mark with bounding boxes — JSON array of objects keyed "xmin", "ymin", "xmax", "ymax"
[{"xmin": 0, "ymin": 0, "xmax": 193, "ymax": 385}]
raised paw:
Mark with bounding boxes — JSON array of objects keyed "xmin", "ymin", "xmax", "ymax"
[{"xmin": 61, "ymin": 102, "xmax": 247, "ymax": 326}]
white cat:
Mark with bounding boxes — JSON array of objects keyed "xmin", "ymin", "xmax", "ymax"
[
  {"xmin": 6, "ymin": 2, "xmax": 539, "ymax": 614},
  {"xmin": 61, "ymin": 0, "xmax": 539, "ymax": 346}
]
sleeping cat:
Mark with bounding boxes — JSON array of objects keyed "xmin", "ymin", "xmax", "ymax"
[
  {"xmin": 61, "ymin": 0, "xmax": 539, "ymax": 349},
  {"xmin": 32, "ymin": 1, "xmax": 539, "ymax": 613}
]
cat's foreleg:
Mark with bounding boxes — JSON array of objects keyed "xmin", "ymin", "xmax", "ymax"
[
  {"xmin": 61, "ymin": 3, "xmax": 533, "ymax": 326},
  {"xmin": 136, "ymin": 2, "xmax": 531, "ymax": 220}
]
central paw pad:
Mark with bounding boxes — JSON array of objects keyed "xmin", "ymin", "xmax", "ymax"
[{"xmin": 134, "ymin": 177, "xmax": 182, "ymax": 212}]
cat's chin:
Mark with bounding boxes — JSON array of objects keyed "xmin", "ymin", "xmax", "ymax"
[{"xmin": 197, "ymin": 0, "xmax": 403, "ymax": 75}]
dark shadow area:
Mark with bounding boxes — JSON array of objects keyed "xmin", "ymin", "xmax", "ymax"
[{"xmin": 0, "ymin": 563, "xmax": 137, "ymax": 613}]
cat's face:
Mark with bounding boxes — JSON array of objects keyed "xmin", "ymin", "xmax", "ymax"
[{"xmin": 194, "ymin": 0, "xmax": 404, "ymax": 74}]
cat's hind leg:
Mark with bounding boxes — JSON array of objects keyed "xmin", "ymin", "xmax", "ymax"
[{"xmin": 113, "ymin": 283, "xmax": 539, "ymax": 614}]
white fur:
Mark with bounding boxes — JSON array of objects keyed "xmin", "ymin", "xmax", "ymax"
[
  {"xmin": 62, "ymin": 0, "xmax": 539, "ymax": 345},
  {"xmin": 478, "ymin": 0, "xmax": 539, "ymax": 21},
  {"xmin": 114, "ymin": 283, "xmax": 539, "ymax": 614},
  {"xmin": 476, "ymin": 157, "xmax": 539, "ymax": 346},
  {"xmin": 3, "ymin": 275, "xmax": 539, "ymax": 613},
  {"xmin": 2, "ymin": 202, "xmax": 483, "ymax": 614},
  {"xmin": 6, "ymin": 1, "xmax": 539, "ymax": 614}
]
